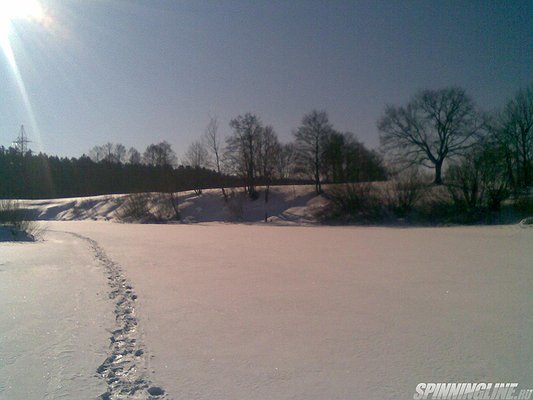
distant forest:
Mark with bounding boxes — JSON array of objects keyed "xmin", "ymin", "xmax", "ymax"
[{"xmin": 0, "ymin": 147, "xmax": 239, "ymax": 199}]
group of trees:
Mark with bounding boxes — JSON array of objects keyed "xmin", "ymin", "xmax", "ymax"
[
  {"xmin": 378, "ymin": 85, "xmax": 532, "ymax": 194},
  {"xmin": 89, "ymin": 140, "xmax": 177, "ymax": 167},
  {"xmin": 184, "ymin": 110, "xmax": 385, "ymax": 200},
  {"xmin": 375, "ymin": 84, "xmax": 532, "ymax": 219},
  {"xmin": 291, "ymin": 110, "xmax": 385, "ymax": 193}
]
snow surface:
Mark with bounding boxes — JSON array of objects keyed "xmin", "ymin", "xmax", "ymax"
[
  {"xmin": 2, "ymin": 188, "xmax": 532, "ymax": 399},
  {"xmin": 3, "ymin": 220, "xmax": 524, "ymax": 400},
  {"xmin": 0, "ymin": 231, "xmax": 113, "ymax": 399}
]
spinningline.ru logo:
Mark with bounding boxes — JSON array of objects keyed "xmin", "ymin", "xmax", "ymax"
[{"xmin": 413, "ymin": 383, "xmax": 532, "ymax": 400}]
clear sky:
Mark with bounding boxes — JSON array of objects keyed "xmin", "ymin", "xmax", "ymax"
[{"xmin": 1, "ymin": 0, "xmax": 531, "ymax": 159}]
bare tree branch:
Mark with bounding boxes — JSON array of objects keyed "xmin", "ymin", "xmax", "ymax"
[{"xmin": 378, "ymin": 88, "xmax": 483, "ymax": 184}]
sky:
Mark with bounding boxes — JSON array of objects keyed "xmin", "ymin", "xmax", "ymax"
[{"xmin": 0, "ymin": 0, "xmax": 532, "ymax": 160}]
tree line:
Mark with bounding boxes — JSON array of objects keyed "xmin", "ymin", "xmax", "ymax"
[
  {"xmin": 1, "ymin": 83, "xmax": 530, "ymax": 203},
  {"xmin": 0, "ymin": 145, "xmax": 239, "ymax": 199},
  {"xmin": 1, "ymin": 110, "xmax": 385, "ymax": 199}
]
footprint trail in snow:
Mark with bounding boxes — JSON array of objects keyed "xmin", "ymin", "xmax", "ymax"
[{"xmin": 66, "ymin": 232, "xmax": 167, "ymax": 400}]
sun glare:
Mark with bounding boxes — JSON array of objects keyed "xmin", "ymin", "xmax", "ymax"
[
  {"xmin": 0, "ymin": 0, "xmax": 45, "ymax": 36},
  {"xmin": 0, "ymin": 0, "xmax": 47, "ymax": 154}
]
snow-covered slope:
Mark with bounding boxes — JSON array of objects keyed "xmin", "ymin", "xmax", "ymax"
[{"xmin": 19, "ymin": 185, "xmax": 327, "ymax": 224}]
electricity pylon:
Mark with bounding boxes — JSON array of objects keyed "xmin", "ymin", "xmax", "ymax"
[{"xmin": 13, "ymin": 125, "xmax": 31, "ymax": 155}]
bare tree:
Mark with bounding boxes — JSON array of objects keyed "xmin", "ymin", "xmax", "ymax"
[
  {"xmin": 378, "ymin": 88, "xmax": 483, "ymax": 184},
  {"xmin": 184, "ymin": 140, "xmax": 210, "ymax": 195},
  {"xmin": 322, "ymin": 131, "xmax": 386, "ymax": 183},
  {"xmin": 143, "ymin": 144, "xmax": 158, "ymax": 166},
  {"xmin": 89, "ymin": 145, "xmax": 105, "ymax": 162},
  {"xmin": 102, "ymin": 142, "xmax": 115, "ymax": 162},
  {"xmin": 497, "ymin": 84, "xmax": 533, "ymax": 188},
  {"xmin": 142, "ymin": 141, "xmax": 179, "ymax": 219},
  {"xmin": 114, "ymin": 143, "xmax": 127, "ymax": 164},
  {"xmin": 257, "ymin": 125, "xmax": 281, "ymax": 203},
  {"xmin": 128, "ymin": 147, "xmax": 142, "ymax": 165},
  {"xmin": 89, "ymin": 143, "xmax": 127, "ymax": 164},
  {"xmin": 294, "ymin": 110, "xmax": 332, "ymax": 193},
  {"xmin": 203, "ymin": 116, "xmax": 228, "ymax": 201},
  {"xmin": 321, "ymin": 130, "xmax": 348, "ymax": 183},
  {"xmin": 184, "ymin": 140, "xmax": 210, "ymax": 169},
  {"xmin": 226, "ymin": 113, "xmax": 263, "ymax": 198},
  {"xmin": 143, "ymin": 141, "xmax": 177, "ymax": 167},
  {"xmin": 276, "ymin": 142, "xmax": 296, "ymax": 180}
]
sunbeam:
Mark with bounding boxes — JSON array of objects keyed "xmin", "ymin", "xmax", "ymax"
[
  {"xmin": 0, "ymin": 0, "xmax": 45, "ymax": 41},
  {"xmin": 1, "ymin": 35, "xmax": 41, "ymax": 150},
  {"xmin": 0, "ymin": 0, "xmax": 48, "ymax": 152}
]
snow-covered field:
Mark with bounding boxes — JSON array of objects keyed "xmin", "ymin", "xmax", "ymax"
[{"xmin": 1, "ymin": 218, "xmax": 531, "ymax": 399}]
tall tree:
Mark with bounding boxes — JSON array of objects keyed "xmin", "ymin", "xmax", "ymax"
[
  {"xmin": 184, "ymin": 140, "xmax": 210, "ymax": 169},
  {"xmin": 294, "ymin": 110, "xmax": 332, "ymax": 193},
  {"xmin": 203, "ymin": 116, "xmax": 228, "ymax": 201},
  {"xmin": 322, "ymin": 130, "xmax": 347, "ymax": 183},
  {"xmin": 102, "ymin": 142, "xmax": 116, "ymax": 162},
  {"xmin": 142, "ymin": 141, "xmax": 179, "ymax": 218},
  {"xmin": 114, "ymin": 143, "xmax": 127, "ymax": 164},
  {"xmin": 276, "ymin": 143, "xmax": 296, "ymax": 180},
  {"xmin": 322, "ymin": 131, "xmax": 386, "ymax": 183},
  {"xmin": 128, "ymin": 147, "xmax": 142, "ymax": 165},
  {"xmin": 89, "ymin": 145, "xmax": 105, "ymax": 162},
  {"xmin": 496, "ymin": 84, "xmax": 533, "ymax": 188},
  {"xmin": 143, "ymin": 141, "xmax": 177, "ymax": 167},
  {"xmin": 257, "ymin": 125, "xmax": 281, "ymax": 202},
  {"xmin": 226, "ymin": 113, "xmax": 263, "ymax": 198},
  {"xmin": 378, "ymin": 88, "xmax": 483, "ymax": 184},
  {"xmin": 184, "ymin": 140, "xmax": 210, "ymax": 195}
]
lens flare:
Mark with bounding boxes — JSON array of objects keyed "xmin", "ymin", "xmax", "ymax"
[
  {"xmin": 1, "ymin": 0, "xmax": 47, "ymax": 152},
  {"xmin": 0, "ymin": 0, "xmax": 45, "ymax": 36}
]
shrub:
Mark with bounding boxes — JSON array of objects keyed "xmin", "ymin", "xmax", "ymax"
[
  {"xmin": 446, "ymin": 160, "xmax": 484, "ymax": 218},
  {"xmin": 326, "ymin": 183, "xmax": 386, "ymax": 223},
  {"xmin": 225, "ymin": 189, "xmax": 244, "ymax": 221},
  {"xmin": 116, "ymin": 193, "xmax": 154, "ymax": 222},
  {"xmin": 152, "ymin": 192, "xmax": 181, "ymax": 222},
  {"xmin": 0, "ymin": 200, "xmax": 43, "ymax": 240},
  {"xmin": 413, "ymin": 186, "xmax": 455, "ymax": 224},
  {"xmin": 383, "ymin": 170, "xmax": 428, "ymax": 218},
  {"xmin": 445, "ymin": 147, "xmax": 511, "ymax": 221}
]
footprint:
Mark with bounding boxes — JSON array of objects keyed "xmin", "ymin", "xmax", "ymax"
[{"xmin": 148, "ymin": 386, "xmax": 165, "ymax": 396}]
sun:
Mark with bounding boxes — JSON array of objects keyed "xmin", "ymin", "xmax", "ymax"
[{"xmin": 0, "ymin": 0, "xmax": 45, "ymax": 36}]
